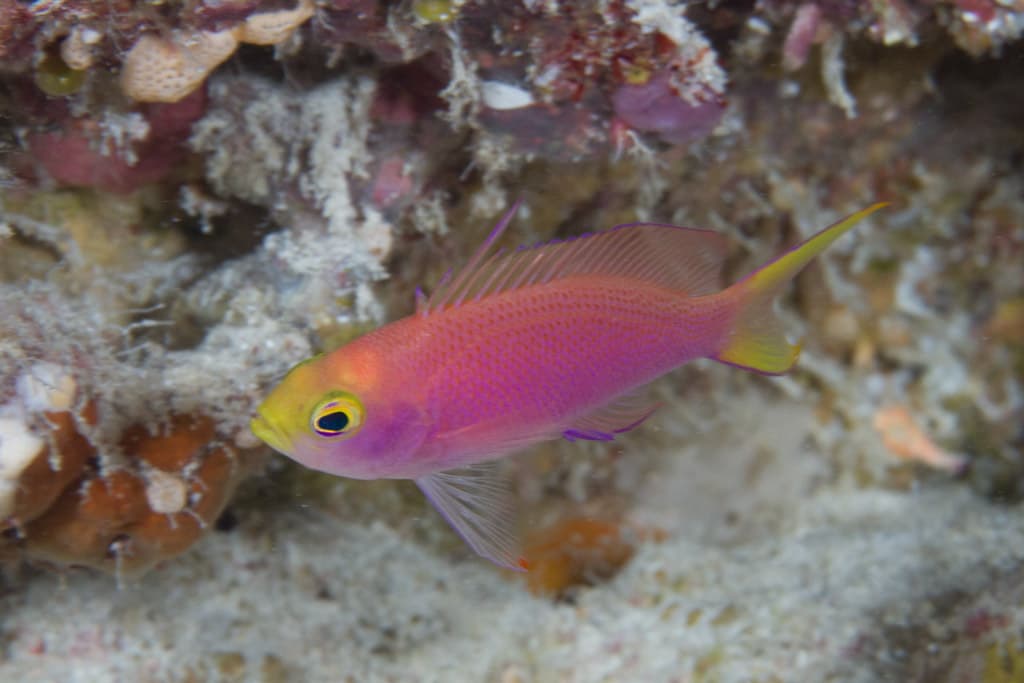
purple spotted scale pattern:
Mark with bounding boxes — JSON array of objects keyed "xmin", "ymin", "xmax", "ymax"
[{"xmin": 374, "ymin": 274, "xmax": 736, "ymax": 458}]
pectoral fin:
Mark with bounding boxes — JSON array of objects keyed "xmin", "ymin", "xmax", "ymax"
[{"xmin": 416, "ymin": 462, "xmax": 528, "ymax": 571}]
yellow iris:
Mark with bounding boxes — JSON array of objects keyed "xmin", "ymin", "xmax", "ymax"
[{"xmin": 311, "ymin": 393, "xmax": 364, "ymax": 438}]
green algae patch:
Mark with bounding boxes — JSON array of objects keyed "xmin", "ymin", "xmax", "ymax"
[
  {"xmin": 35, "ymin": 52, "xmax": 86, "ymax": 96},
  {"xmin": 412, "ymin": 0, "xmax": 456, "ymax": 23},
  {"xmin": 693, "ymin": 648, "xmax": 725, "ymax": 681},
  {"xmin": 982, "ymin": 637, "xmax": 1024, "ymax": 683}
]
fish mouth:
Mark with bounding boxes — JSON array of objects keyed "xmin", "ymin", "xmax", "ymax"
[{"xmin": 250, "ymin": 412, "xmax": 292, "ymax": 456}]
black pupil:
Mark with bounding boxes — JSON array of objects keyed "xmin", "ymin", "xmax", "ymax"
[{"xmin": 317, "ymin": 410, "xmax": 349, "ymax": 433}]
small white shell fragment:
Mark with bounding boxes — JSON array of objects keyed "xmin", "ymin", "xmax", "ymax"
[
  {"xmin": 233, "ymin": 425, "xmax": 262, "ymax": 450},
  {"xmin": 61, "ymin": 26, "xmax": 101, "ymax": 70},
  {"xmin": 746, "ymin": 16, "xmax": 771, "ymax": 34},
  {"xmin": 121, "ymin": 29, "xmax": 239, "ymax": 103},
  {"xmin": 480, "ymin": 81, "xmax": 536, "ymax": 111},
  {"xmin": 234, "ymin": 0, "xmax": 316, "ymax": 46},
  {"xmin": 16, "ymin": 362, "xmax": 76, "ymax": 412},
  {"xmin": 0, "ymin": 416, "xmax": 45, "ymax": 518},
  {"xmin": 145, "ymin": 469, "xmax": 189, "ymax": 515},
  {"xmin": 80, "ymin": 27, "xmax": 103, "ymax": 45}
]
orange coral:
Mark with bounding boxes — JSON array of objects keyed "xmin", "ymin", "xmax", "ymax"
[
  {"xmin": 4, "ymin": 401, "xmax": 96, "ymax": 528},
  {"xmin": 10, "ymin": 409, "xmax": 247, "ymax": 576},
  {"xmin": 124, "ymin": 413, "xmax": 217, "ymax": 472},
  {"xmin": 873, "ymin": 405, "xmax": 966, "ymax": 474},
  {"xmin": 23, "ymin": 471, "xmax": 147, "ymax": 568},
  {"xmin": 520, "ymin": 516, "xmax": 663, "ymax": 597}
]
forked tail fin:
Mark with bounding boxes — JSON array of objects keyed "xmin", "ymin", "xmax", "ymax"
[{"xmin": 713, "ymin": 203, "xmax": 889, "ymax": 375}]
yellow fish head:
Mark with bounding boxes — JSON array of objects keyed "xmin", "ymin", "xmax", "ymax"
[{"xmin": 250, "ymin": 346, "xmax": 431, "ymax": 480}]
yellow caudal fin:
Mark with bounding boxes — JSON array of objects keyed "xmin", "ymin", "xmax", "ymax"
[{"xmin": 713, "ymin": 203, "xmax": 889, "ymax": 375}]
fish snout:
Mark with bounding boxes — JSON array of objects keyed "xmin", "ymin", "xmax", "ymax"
[{"xmin": 250, "ymin": 412, "xmax": 292, "ymax": 456}]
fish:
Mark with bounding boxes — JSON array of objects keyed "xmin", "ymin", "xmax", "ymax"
[{"xmin": 251, "ymin": 201, "xmax": 888, "ymax": 570}]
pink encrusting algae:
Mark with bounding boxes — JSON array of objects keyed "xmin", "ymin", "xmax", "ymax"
[{"xmin": 251, "ymin": 202, "xmax": 888, "ymax": 569}]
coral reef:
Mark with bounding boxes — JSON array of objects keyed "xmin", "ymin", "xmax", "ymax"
[
  {"xmin": 2, "ymin": 464, "xmax": 1024, "ymax": 681},
  {"xmin": 20, "ymin": 413, "xmax": 244, "ymax": 575},
  {"xmin": 520, "ymin": 514, "xmax": 662, "ymax": 598},
  {"xmin": 25, "ymin": 89, "xmax": 209, "ymax": 193},
  {"xmin": 765, "ymin": 0, "xmax": 1024, "ymax": 57},
  {"xmin": 0, "ymin": 0, "xmax": 1022, "ymax": 680},
  {"xmin": 120, "ymin": 0, "xmax": 316, "ymax": 103},
  {"xmin": 0, "ymin": 287, "xmax": 256, "ymax": 575}
]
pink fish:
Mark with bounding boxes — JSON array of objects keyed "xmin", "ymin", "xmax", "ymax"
[{"xmin": 251, "ymin": 202, "xmax": 887, "ymax": 569}]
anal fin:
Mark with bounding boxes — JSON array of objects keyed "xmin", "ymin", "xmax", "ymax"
[
  {"xmin": 416, "ymin": 461, "xmax": 528, "ymax": 571},
  {"xmin": 562, "ymin": 391, "xmax": 659, "ymax": 442}
]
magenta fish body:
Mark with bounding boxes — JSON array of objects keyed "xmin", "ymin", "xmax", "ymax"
[
  {"xmin": 407, "ymin": 274, "xmax": 731, "ymax": 458},
  {"xmin": 251, "ymin": 202, "xmax": 887, "ymax": 569}
]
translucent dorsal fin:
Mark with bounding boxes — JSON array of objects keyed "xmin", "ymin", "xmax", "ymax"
[
  {"xmin": 421, "ymin": 200, "xmax": 522, "ymax": 316},
  {"xmin": 421, "ymin": 204, "xmax": 730, "ymax": 315}
]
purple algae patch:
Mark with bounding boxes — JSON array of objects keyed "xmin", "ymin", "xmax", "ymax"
[{"xmin": 612, "ymin": 70, "xmax": 725, "ymax": 145}]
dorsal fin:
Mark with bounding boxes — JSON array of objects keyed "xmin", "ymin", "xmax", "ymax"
[
  {"xmin": 422, "ymin": 200, "xmax": 522, "ymax": 316},
  {"xmin": 422, "ymin": 203, "xmax": 730, "ymax": 316}
]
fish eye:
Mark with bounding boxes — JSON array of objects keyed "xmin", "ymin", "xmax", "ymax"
[
  {"xmin": 311, "ymin": 393, "xmax": 364, "ymax": 438},
  {"xmin": 315, "ymin": 410, "xmax": 349, "ymax": 433}
]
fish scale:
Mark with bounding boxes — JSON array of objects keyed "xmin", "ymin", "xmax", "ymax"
[{"xmin": 414, "ymin": 278, "xmax": 728, "ymax": 436}]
